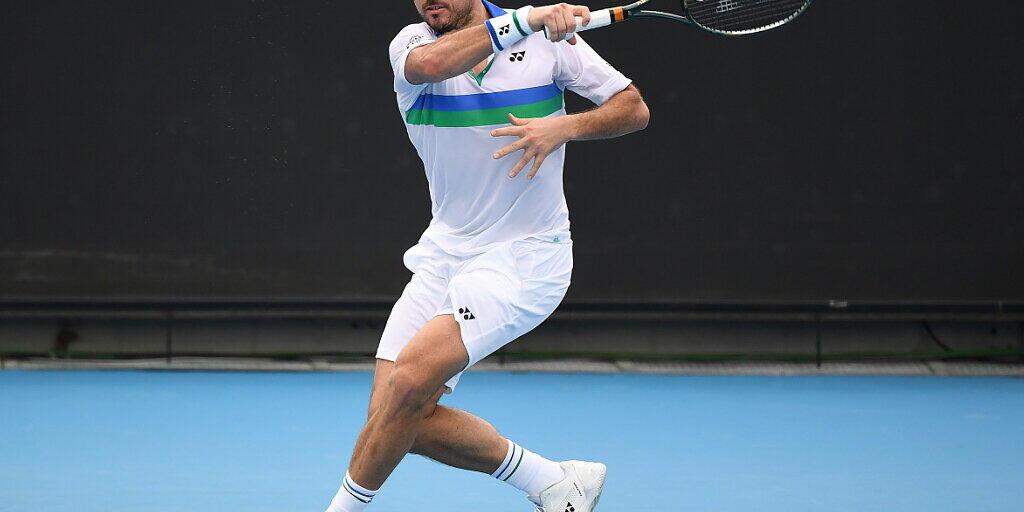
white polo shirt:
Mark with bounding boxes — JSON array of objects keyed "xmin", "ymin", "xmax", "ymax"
[{"xmin": 388, "ymin": 1, "xmax": 632, "ymax": 257}]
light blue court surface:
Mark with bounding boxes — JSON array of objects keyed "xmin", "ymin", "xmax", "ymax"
[{"xmin": 1, "ymin": 371, "xmax": 1022, "ymax": 512}]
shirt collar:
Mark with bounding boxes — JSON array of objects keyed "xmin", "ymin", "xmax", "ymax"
[
  {"xmin": 435, "ymin": 1, "xmax": 507, "ymax": 36},
  {"xmin": 481, "ymin": 0, "xmax": 506, "ymax": 17}
]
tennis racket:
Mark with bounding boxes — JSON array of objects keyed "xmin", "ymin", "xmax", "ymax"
[{"xmin": 547, "ymin": 0, "xmax": 812, "ymax": 38}]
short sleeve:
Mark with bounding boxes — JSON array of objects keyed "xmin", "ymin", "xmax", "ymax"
[
  {"xmin": 553, "ymin": 35, "xmax": 632, "ymax": 105},
  {"xmin": 389, "ymin": 23, "xmax": 437, "ymax": 111}
]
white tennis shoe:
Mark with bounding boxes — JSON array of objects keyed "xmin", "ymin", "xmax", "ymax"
[{"xmin": 528, "ymin": 460, "xmax": 607, "ymax": 512}]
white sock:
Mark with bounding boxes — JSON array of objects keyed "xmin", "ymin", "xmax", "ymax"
[
  {"xmin": 325, "ymin": 471, "xmax": 378, "ymax": 512},
  {"xmin": 491, "ymin": 439, "xmax": 565, "ymax": 496}
]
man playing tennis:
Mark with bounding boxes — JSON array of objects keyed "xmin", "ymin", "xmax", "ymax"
[{"xmin": 324, "ymin": 2, "xmax": 648, "ymax": 511}]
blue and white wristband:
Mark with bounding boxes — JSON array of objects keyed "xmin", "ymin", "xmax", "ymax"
[{"xmin": 485, "ymin": 6, "xmax": 535, "ymax": 54}]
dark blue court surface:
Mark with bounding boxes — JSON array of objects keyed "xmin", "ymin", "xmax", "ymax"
[{"xmin": 1, "ymin": 370, "xmax": 1021, "ymax": 512}]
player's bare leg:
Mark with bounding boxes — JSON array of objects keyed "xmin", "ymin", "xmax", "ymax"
[
  {"xmin": 348, "ymin": 315, "xmax": 469, "ymax": 489},
  {"xmin": 372, "ymin": 360, "xmax": 606, "ymax": 512},
  {"xmin": 325, "ymin": 315, "xmax": 603, "ymax": 512},
  {"xmin": 367, "ymin": 359, "xmax": 509, "ymax": 473}
]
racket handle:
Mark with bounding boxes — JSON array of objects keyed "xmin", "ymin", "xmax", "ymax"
[{"xmin": 542, "ymin": 8, "xmax": 615, "ymax": 41}]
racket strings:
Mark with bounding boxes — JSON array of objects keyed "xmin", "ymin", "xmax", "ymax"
[
  {"xmin": 689, "ymin": 2, "xmax": 803, "ymax": 29},
  {"xmin": 687, "ymin": 0, "xmax": 805, "ymax": 29},
  {"xmin": 700, "ymin": 5, "xmax": 802, "ymax": 30},
  {"xmin": 684, "ymin": 0, "xmax": 809, "ymax": 33}
]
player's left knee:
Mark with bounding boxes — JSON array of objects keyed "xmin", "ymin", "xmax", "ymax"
[{"xmin": 384, "ymin": 363, "xmax": 437, "ymax": 414}]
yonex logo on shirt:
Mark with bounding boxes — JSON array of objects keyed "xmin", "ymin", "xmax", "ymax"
[
  {"xmin": 404, "ymin": 34, "xmax": 423, "ymax": 49},
  {"xmin": 510, "ymin": 51, "xmax": 526, "ymax": 62},
  {"xmin": 458, "ymin": 307, "xmax": 476, "ymax": 320}
]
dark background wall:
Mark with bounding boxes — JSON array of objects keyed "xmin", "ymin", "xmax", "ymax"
[{"xmin": 2, "ymin": 1, "xmax": 1022, "ymax": 304}]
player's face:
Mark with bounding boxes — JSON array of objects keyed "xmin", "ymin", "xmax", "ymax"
[{"xmin": 416, "ymin": 0, "xmax": 475, "ymax": 33}]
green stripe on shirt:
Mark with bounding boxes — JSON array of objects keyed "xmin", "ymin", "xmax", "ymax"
[{"xmin": 406, "ymin": 93, "xmax": 564, "ymax": 128}]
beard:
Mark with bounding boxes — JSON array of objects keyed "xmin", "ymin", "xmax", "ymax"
[{"xmin": 421, "ymin": 0, "xmax": 475, "ymax": 33}]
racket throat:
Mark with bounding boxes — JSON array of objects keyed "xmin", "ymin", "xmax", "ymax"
[{"xmin": 629, "ymin": 10, "xmax": 693, "ymax": 25}]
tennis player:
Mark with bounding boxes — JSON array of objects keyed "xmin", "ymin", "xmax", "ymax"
[{"xmin": 324, "ymin": 2, "xmax": 648, "ymax": 511}]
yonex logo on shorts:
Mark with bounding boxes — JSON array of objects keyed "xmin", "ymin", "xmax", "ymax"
[
  {"xmin": 510, "ymin": 51, "xmax": 526, "ymax": 62},
  {"xmin": 565, "ymin": 502, "xmax": 575, "ymax": 512},
  {"xmin": 458, "ymin": 307, "xmax": 476, "ymax": 320}
]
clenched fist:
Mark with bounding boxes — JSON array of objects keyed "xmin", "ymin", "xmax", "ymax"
[{"xmin": 527, "ymin": 3, "xmax": 592, "ymax": 44}]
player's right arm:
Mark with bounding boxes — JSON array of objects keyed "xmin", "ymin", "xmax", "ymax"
[
  {"xmin": 403, "ymin": 24, "xmax": 491, "ymax": 85},
  {"xmin": 404, "ymin": 3, "xmax": 593, "ymax": 85}
]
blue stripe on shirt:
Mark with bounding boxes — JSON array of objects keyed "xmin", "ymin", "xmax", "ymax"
[{"xmin": 408, "ymin": 83, "xmax": 562, "ymax": 112}]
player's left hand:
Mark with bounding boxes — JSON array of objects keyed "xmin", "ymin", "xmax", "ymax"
[{"xmin": 491, "ymin": 113, "xmax": 574, "ymax": 179}]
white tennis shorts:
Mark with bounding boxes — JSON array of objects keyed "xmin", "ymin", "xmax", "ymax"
[{"xmin": 376, "ymin": 235, "xmax": 573, "ymax": 391}]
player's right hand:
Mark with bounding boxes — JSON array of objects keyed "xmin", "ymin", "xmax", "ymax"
[{"xmin": 527, "ymin": 3, "xmax": 591, "ymax": 44}]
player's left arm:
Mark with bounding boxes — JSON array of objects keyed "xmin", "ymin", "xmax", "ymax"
[
  {"xmin": 491, "ymin": 84, "xmax": 649, "ymax": 179},
  {"xmin": 564, "ymin": 84, "xmax": 649, "ymax": 141}
]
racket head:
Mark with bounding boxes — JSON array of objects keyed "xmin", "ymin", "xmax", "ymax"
[{"xmin": 682, "ymin": 0, "xmax": 812, "ymax": 36}]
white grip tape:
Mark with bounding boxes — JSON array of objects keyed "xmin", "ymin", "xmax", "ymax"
[{"xmin": 542, "ymin": 9, "xmax": 614, "ymax": 40}]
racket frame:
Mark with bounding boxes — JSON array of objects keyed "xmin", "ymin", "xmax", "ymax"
[{"xmin": 585, "ymin": 0, "xmax": 812, "ymax": 37}]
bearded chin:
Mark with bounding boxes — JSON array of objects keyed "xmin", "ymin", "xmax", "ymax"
[{"xmin": 424, "ymin": 4, "xmax": 474, "ymax": 33}]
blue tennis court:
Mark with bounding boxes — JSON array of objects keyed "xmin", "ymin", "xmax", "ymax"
[{"xmin": 2, "ymin": 370, "xmax": 1022, "ymax": 512}]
